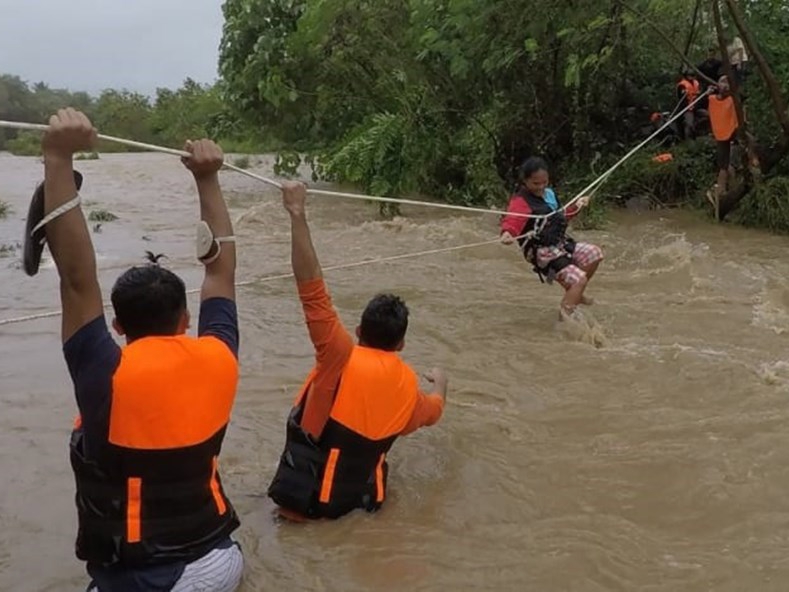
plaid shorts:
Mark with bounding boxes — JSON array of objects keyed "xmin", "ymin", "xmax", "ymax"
[{"xmin": 534, "ymin": 242, "xmax": 603, "ymax": 289}]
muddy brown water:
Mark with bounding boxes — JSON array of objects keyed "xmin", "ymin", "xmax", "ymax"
[{"xmin": 3, "ymin": 152, "xmax": 789, "ymax": 591}]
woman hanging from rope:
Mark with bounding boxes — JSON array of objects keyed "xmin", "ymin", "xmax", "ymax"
[{"xmin": 500, "ymin": 157, "xmax": 604, "ymax": 317}]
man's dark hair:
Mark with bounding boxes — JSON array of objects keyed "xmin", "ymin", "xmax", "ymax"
[
  {"xmin": 111, "ymin": 265, "xmax": 187, "ymax": 341},
  {"xmin": 359, "ymin": 294, "xmax": 409, "ymax": 351}
]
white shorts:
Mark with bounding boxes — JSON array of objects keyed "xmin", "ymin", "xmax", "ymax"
[{"xmin": 88, "ymin": 542, "xmax": 244, "ymax": 592}]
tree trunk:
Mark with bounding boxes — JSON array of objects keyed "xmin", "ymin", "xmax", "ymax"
[
  {"xmin": 711, "ymin": 0, "xmax": 753, "ymax": 220},
  {"xmin": 711, "ymin": 0, "xmax": 789, "ymax": 220},
  {"xmin": 711, "ymin": 0, "xmax": 747, "ymax": 137},
  {"xmin": 723, "ymin": 0, "xmax": 789, "ymax": 137}
]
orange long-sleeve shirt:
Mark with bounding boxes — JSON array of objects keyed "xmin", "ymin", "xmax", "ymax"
[{"xmin": 296, "ymin": 278, "xmax": 444, "ymax": 439}]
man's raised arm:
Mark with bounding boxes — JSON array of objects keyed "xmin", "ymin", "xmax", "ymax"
[
  {"xmin": 41, "ymin": 109, "xmax": 102, "ymax": 343},
  {"xmin": 281, "ymin": 181, "xmax": 353, "ymax": 438},
  {"xmin": 181, "ymin": 140, "xmax": 236, "ymax": 302},
  {"xmin": 282, "ymin": 181, "xmax": 321, "ymax": 282}
]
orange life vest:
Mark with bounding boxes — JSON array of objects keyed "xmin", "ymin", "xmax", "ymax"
[
  {"xmin": 268, "ymin": 345, "xmax": 420, "ymax": 519},
  {"xmin": 677, "ymin": 78, "xmax": 701, "ymax": 110},
  {"xmin": 70, "ymin": 335, "xmax": 240, "ymax": 567},
  {"xmin": 708, "ymin": 94, "xmax": 739, "ymax": 141},
  {"xmin": 652, "ymin": 153, "xmax": 674, "ymax": 163}
]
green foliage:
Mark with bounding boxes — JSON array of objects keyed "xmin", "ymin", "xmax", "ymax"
[
  {"xmin": 217, "ymin": 0, "xmax": 789, "ymax": 232},
  {"xmin": 0, "ymin": 200, "xmax": 8, "ymax": 219},
  {"xmin": 573, "ymin": 198, "xmax": 609, "ymax": 230},
  {"xmin": 149, "ymin": 79, "xmax": 226, "ymax": 147},
  {"xmin": 7, "ymin": 131, "xmax": 41, "ymax": 156},
  {"xmin": 3, "ymin": 0, "xmax": 789, "ymax": 235},
  {"xmin": 88, "ymin": 209, "xmax": 119, "ymax": 222},
  {"xmin": 734, "ymin": 176, "xmax": 789, "ymax": 233},
  {"xmin": 216, "ymin": 0, "xmax": 680, "ymax": 195},
  {"xmin": 231, "ymin": 155, "xmax": 251, "ymax": 169},
  {"xmin": 580, "ymin": 139, "xmax": 717, "ymax": 208},
  {"xmin": 75, "ymin": 152, "xmax": 100, "ymax": 161},
  {"xmin": 0, "ymin": 242, "xmax": 18, "ymax": 257},
  {"xmin": 274, "ymin": 150, "xmax": 302, "ymax": 176},
  {"xmin": 92, "ymin": 90, "xmax": 156, "ymax": 151},
  {"xmin": 0, "ymin": 75, "xmax": 266, "ymax": 156}
]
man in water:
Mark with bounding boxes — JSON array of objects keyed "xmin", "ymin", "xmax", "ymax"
[
  {"xmin": 32, "ymin": 109, "xmax": 243, "ymax": 591},
  {"xmin": 267, "ymin": 181, "xmax": 447, "ymax": 520}
]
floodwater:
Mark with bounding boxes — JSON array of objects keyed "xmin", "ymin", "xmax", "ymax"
[{"xmin": 3, "ymin": 151, "xmax": 789, "ymax": 591}]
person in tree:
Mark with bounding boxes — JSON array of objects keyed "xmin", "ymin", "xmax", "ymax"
[
  {"xmin": 677, "ymin": 69, "xmax": 703, "ymax": 139},
  {"xmin": 706, "ymin": 75, "xmax": 760, "ymax": 208},
  {"xmin": 727, "ymin": 35, "xmax": 750, "ymax": 87},
  {"xmin": 500, "ymin": 157, "xmax": 603, "ymax": 317},
  {"xmin": 697, "ymin": 47, "xmax": 723, "ymax": 110}
]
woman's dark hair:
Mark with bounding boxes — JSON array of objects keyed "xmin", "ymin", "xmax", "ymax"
[{"xmin": 517, "ymin": 157, "xmax": 550, "ymax": 183}]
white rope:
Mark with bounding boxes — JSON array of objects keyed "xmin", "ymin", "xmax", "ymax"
[
  {"xmin": 0, "ymin": 120, "xmax": 528, "ymax": 219},
  {"xmin": 0, "ymin": 234, "xmax": 514, "ymax": 328},
  {"xmin": 552, "ymin": 87, "xmax": 712, "ymax": 216},
  {"xmin": 0, "ymin": 93, "xmax": 706, "ymax": 222},
  {"xmin": 0, "ymin": 91, "xmax": 710, "ymax": 328}
]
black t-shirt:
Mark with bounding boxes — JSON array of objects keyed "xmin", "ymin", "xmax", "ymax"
[{"xmin": 698, "ymin": 58, "xmax": 722, "ymax": 84}]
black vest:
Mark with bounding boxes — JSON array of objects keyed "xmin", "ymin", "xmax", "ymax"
[
  {"xmin": 514, "ymin": 189, "xmax": 571, "ymax": 252},
  {"xmin": 70, "ymin": 427, "xmax": 240, "ymax": 568},
  {"xmin": 268, "ymin": 404, "xmax": 397, "ymax": 520}
]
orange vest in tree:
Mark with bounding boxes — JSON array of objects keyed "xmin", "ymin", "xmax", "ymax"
[
  {"xmin": 708, "ymin": 94, "xmax": 739, "ymax": 141},
  {"xmin": 678, "ymin": 78, "xmax": 701, "ymax": 110}
]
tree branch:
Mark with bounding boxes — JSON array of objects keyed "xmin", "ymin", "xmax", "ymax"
[
  {"xmin": 682, "ymin": 0, "xmax": 702, "ymax": 71},
  {"xmin": 615, "ymin": 0, "xmax": 717, "ymax": 85}
]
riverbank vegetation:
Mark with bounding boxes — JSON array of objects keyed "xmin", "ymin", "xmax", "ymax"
[{"xmin": 2, "ymin": 0, "xmax": 789, "ymax": 231}]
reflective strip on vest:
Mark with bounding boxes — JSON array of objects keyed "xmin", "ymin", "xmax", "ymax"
[
  {"xmin": 319, "ymin": 448, "xmax": 341, "ymax": 503},
  {"xmin": 210, "ymin": 456, "xmax": 227, "ymax": 515},
  {"xmin": 126, "ymin": 477, "xmax": 142, "ymax": 544},
  {"xmin": 375, "ymin": 454, "xmax": 386, "ymax": 503}
]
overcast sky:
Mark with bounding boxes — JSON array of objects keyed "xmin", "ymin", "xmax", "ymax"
[{"xmin": 0, "ymin": 0, "xmax": 225, "ymax": 96}]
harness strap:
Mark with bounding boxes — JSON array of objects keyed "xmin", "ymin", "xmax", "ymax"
[{"xmin": 527, "ymin": 239, "xmax": 575, "ymax": 285}]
